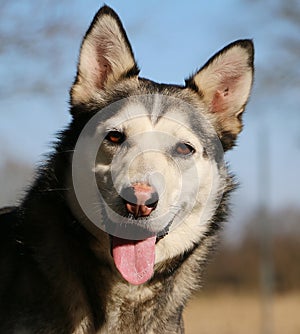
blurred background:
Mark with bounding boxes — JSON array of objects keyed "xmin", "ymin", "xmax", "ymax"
[{"xmin": 0, "ymin": 1, "xmax": 299, "ymax": 333}]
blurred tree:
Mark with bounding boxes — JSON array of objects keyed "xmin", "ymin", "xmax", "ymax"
[
  {"xmin": 204, "ymin": 209, "xmax": 300, "ymax": 292},
  {"xmin": 0, "ymin": 0, "xmax": 81, "ymax": 98},
  {"xmin": 249, "ymin": 0, "xmax": 300, "ymax": 97}
]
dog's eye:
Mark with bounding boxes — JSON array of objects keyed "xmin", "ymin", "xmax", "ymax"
[
  {"xmin": 105, "ymin": 131, "xmax": 125, "ymax": 144},
  {"xmin": 175, "ymin": 143, "xmax": 195, "ymax": 156}
]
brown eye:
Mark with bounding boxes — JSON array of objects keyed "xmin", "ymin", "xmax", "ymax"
[
  {"xmin": 105, "ymin": 131, "xmax": 125, "ymax": 144},
  {"xmin": 175, "ymin": 143, "xmax": 195, "ymax": 156}
]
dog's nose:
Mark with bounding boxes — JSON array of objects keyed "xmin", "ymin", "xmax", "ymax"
[{"xmin": 121, "ymin": 183, "xmax": 159, "ymax": 218}]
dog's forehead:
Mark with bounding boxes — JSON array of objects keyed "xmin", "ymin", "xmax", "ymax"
[{"xmin": 102, "ymin": 94, "xmax": 205, "ymax": 136}]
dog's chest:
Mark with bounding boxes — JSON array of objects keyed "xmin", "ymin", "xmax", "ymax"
[
  {"xmin": 104, "ymin": 285, "xmax": 157, "ymax": 332},
  {"xmin": 79, "ymin": 283, "xmax": 164, "ymax": 334}
]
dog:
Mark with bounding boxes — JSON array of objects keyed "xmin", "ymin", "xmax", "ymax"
[{"xmin": 0, "ymin": 5, "xmax": 254, "ymax": 333}]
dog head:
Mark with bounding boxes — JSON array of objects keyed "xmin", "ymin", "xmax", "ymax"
[{"xmin": 69, "ymin": 6, "xmax": 254, "ymax": 285}]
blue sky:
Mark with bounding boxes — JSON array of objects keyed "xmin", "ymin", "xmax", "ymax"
[{"xmin": 0, "ymin": 1, "xmax": 299, "ymax": 233}]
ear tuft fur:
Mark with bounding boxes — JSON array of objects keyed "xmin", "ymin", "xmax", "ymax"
[
  {"xmin": 186, "ymin": 39, "xmax": 254, "ymax": 150},
  {"xmin": 70, "ymin": 5, "xmax": 138, "ymax": 106}
]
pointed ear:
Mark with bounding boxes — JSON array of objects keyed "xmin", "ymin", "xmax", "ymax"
[
  {"xmin": 186, "ymin": 40, "xmax": 254, "ymax": 150},
  {"xmin": 70, "ymin": 6, "xmax": 139, "ymax": 106}
]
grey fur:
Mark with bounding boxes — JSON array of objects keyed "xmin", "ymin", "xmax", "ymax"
[{"xmin": 0, "ymin": 5, "xmax": 254, "ymax": 333}]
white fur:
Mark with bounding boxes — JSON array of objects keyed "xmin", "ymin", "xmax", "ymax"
[{"xmin": 90, "ymin": 99, "xmax": 225, "ymax": 256}]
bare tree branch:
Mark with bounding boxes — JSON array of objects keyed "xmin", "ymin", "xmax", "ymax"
[{"xmin": 0, "ymin": 1, "xmax": 82, "ymax": 98}]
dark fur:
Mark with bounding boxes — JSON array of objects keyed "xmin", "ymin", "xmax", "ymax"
[
  {"xmin": 0, "ymin": 85, "xmax": 234, "ymax": 334},
  {"xmin": 0, "ymin": 6, "xmax": 253, "ymax": 333}
]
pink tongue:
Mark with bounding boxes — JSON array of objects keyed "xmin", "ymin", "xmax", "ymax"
[{"xmin": 112, "ymin": 236, "xmax": 156, "ymax": 285}]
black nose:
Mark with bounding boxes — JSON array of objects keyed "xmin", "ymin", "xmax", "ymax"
[{"xmin": 121, "ymin": 183, "xmax": 159, "ymax": 218}]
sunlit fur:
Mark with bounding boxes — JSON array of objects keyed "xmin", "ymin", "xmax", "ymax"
[{"xmin": 0, "ymin": 5, "xmax": 253, "ymax": 333}]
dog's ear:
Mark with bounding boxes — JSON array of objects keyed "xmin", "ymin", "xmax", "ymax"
[
  {"xmin": 70, "ymin": 6, "xmax": 139, "ymax": 106},
  {"xmin": 186, "ymin": 40, "xmax": 254, "ymax": 150}
]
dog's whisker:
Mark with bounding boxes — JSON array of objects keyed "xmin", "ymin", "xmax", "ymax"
[{"xmin": 42, "ymin": 188, "xmax": 71, "ymax": 192}]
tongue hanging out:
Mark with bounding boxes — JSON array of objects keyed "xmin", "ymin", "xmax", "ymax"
[{"xmin": 112, "ymin": 236, "xmax": 156, "ymax": 285}]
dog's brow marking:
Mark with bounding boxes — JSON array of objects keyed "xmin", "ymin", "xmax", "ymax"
[{"xmin": 150, "ymin": 93, "xmax": 163, "ymax": 125}]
